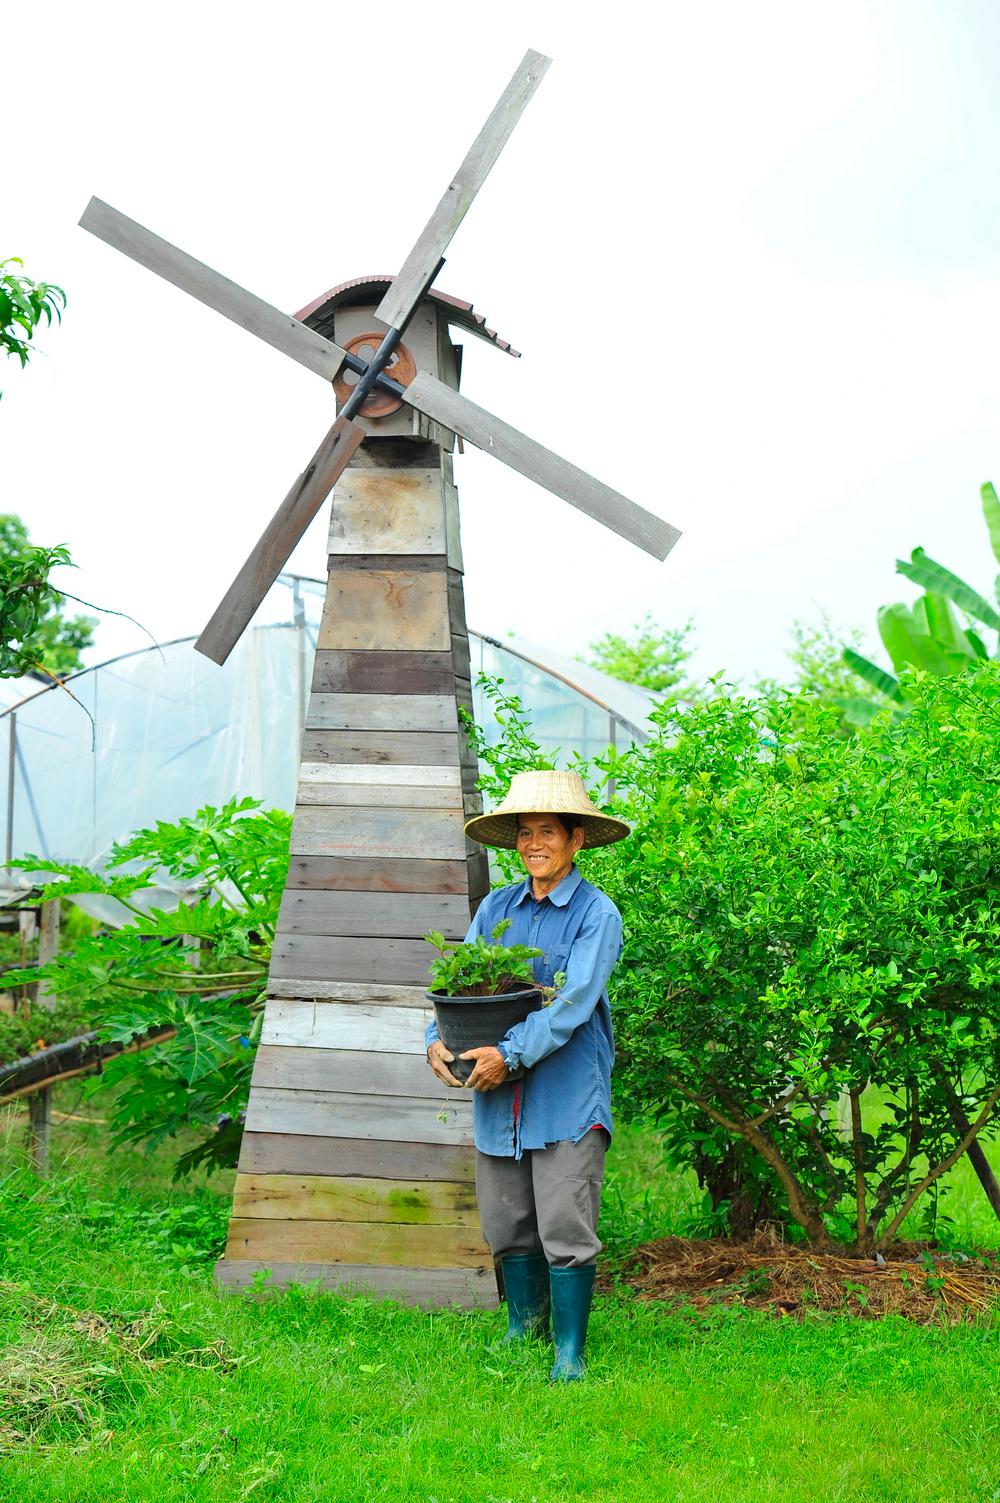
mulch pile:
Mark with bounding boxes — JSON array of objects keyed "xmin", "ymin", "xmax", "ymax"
[{"xmin": 610, "ymin": 1229, "xmax": 1000, "ymax": 1322}]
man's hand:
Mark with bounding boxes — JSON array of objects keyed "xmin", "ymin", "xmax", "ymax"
[
  {"xmin": 462, "ymin": 1045, "xmax": 508, "ymax": 1092},
  {"xmin": 427, "ymin": 1040, "xmax": 463, "ymax": 1088}
]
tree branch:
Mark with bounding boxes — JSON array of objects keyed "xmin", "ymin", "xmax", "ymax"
[
  {"xmin": 876, "ymin": 1079, "xmax": 1000, "ymax": 1248},
  {"xmin": 667, "ymin": 1073, "xmax": 829, "ymax": 1245},
  {"xmin": 848, "ymin": 1085, "xmax": 867, "ymax": 1252}
]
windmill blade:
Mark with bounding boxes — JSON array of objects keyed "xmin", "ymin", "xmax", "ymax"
[
  {"xmin": 403, "ymin": 371, "xmax": 681, "ymax": 561},
  {"xmin": 375, "ymin": 49, "xmax": 551, "ymax": 333},
  {"xmin": 80, "ymin": 197, "xmax": 347, "ymax": 381},
  {"xmin": 195, "ymin": 415, "xmax": 365, "ymax": 665}
]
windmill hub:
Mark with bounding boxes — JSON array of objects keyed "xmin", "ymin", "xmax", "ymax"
[{"xmin": 333, "ymin": 333, "xmax": 416, "ymax": 418}]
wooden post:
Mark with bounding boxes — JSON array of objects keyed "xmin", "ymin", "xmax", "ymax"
[
  {"xmin": 27, "ymin": 1089, "xmax": 52, "ymax": 1176},
  {"xmin": 27, "ymin": 899, "xmax": 61, "ymax": 1175}
]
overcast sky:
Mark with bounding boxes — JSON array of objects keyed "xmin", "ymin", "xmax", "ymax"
[{"xmin": 6, "ymin": 0, "xmax": 1000, "ymax": 686}]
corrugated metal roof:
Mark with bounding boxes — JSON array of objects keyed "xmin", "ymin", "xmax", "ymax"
[{"xmin": 295, "ymin": 276, "xmax": 520, "ymax": 358}]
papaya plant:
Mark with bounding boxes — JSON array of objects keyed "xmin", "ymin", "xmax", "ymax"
[{"xmin": 3, "ymin": 797, "xmax": 290, "ymax": 1174}]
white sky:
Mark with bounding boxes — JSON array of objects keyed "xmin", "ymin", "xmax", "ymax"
[{"xmin": 5, "ymin": 0, "xmax": 1000, "ymax": 685}]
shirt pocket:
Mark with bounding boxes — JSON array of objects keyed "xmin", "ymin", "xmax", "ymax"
[{"xmin": 546, "ymin": 946, "xmax": 570, "ymax": 983}]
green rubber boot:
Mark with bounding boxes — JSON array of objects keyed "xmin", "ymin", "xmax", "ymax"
[
  {"xmin": 498, "ymin": 1253, "xmax": 551, "ymax": 1342},
  {"xmin": 549, "ymin": 1264, "xmax": 596, "ymax": 1382}
]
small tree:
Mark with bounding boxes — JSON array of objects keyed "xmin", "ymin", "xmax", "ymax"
[{"xmin": 585, "ymin": 613, "xmax": 697, "ymax": 695}]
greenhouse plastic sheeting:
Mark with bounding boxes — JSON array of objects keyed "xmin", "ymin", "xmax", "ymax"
[{"xmin": 0, "ymin": 577, "xmax": 654, "ymax": 875}]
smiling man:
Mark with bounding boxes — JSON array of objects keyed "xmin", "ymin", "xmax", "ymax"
[{"xmin": 426, "ymin": 769, "xmax": 628, "ymax": 1381}]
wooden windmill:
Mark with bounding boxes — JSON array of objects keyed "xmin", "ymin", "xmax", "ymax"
[{"xmin": 79, "ymin": 49, "xmax": 681, "ymax": 1307}]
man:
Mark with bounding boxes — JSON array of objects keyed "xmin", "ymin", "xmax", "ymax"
[{"xmin": 426, "ymin": 769, "xmax": 629, "ymax": 1382}]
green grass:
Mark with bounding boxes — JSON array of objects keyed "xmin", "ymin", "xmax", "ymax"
[{"xmin": 1, "ymin": 1100, "xmax": 1000, "ymax": 1502}]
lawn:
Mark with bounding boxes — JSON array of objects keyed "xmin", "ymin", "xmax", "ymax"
[{"xmin": 1, "ymin": 1096, "xmax": 999, "ymax": 1503}]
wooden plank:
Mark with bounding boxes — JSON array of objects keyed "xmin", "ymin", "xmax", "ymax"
[
  {"xmin": 452, "ymin": 632, "xmax": 472, "ymax": 681},
  {"xmin": 266, "ymin": 981, "xmax": 431, "ymax": 1006},
  {"xmin": 447, "ymin": 569, "xmax": 469, "ymax": 638},
  {"xmin": 299, "ymin": 762, "xmax": 462, "ymax": 788},
  {"xmin": 306, "ymin": 693, "xmax": 458, "ymax": 732},
  {"xmin": 214, "ymin": 1258, "xmax": 498, "ymax": 1308},
  {"xmin": 289, "ymin": 806, "xmax": 468, "ymax": 861},
  {"xmin": 253, "ymin": 1045, "xmax": 442, "ymax": 1098},
  {"xmin": 275, "ymin": 890, "xmax": 469, "ymax": 939},
  {"xmin": 404, "ymin": 370, "xmax": 682, "ymax": 562},
  {"xmin": 243, "ymin": 1087, "xmax": 473, "ymax": 1145},
  {"xmin": 237, "ymin": 1131, "xmax": 476, "ymax": 1181},
  {"xmin": 261, "ymin": 999, "xmax": 430, "ymax": 1051},
  {"xmin": 327, "ymin": 554, "xmax": 448, "ymax": 574},
  {"xmin": 231, "ymin": 1171, "xmax": 478, "ymax": 1223},
  {"xmin": 295, "ymin": 779, "xmax": 464, "ymax": 811},
  {"xmin": 196, "ymin": 416, "xmax": 366, "ymax": 664},
  {"xmin": 287, "ymin": 856, "xmax": 471, "ymax": 894},
  {"xmin": 311, "ymin": 650, "xmax": 456, "ymax": 695},
  {"xmin": 375, "ymin": 50, "xmax": 552, "ymax": 330},
  {"xmin": 329, "ymin": 468, "xmax": 448, "ymax": 555},
  {"xmin": 269, "ymin": 933, "xmax": 436, "ymax": 985},
  {"xmin": 224, "ymin": 1217, "xmax": 489, "ymax": 1267},
  {"xmin": 299, "ymin": 730, "xmax": 461, "ymax": 766},
  {"xmin": 79, "ymin": 197, "xmax": 348, "ymax": 380},
  {"xmin": 317, "ymin": 568, "xmax": 450, "ymax": 652},
  {"xmin": 442, "ymin": 455, "xmax": 463, "ymax": 572}
]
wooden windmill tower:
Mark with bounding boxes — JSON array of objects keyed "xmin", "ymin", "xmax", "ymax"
[{"xmin": 79, "ymin": 49, "xmax": 681, "ymax": 1307}]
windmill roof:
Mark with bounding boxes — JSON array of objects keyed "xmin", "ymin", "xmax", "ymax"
[{"xmin": 295, "ymin": 277, "xmax": 520, "ymax": 358}]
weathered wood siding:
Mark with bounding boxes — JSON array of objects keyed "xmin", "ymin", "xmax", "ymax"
[{"xmin": 216, "ymin": 424, "xmax": 496, "ymax": 1309}]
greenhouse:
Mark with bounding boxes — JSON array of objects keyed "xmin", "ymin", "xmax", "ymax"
[{"xmin": 0, "ymin": 574, "xmax": 655, "ymax": 881}]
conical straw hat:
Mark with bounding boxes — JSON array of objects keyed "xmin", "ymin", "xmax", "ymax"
[{"xmin": 464, "ymin": 769, "xmax": 631, "ymax": 851}]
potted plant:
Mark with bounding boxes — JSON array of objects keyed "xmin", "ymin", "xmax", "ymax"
[{"xmin": 425, "ymin": 919, "xmax": 547, "ymax": 1083}]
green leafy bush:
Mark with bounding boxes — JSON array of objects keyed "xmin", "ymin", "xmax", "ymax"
[{"xmin": 470, "ymin": 667, "xmax": 1000, "ymax": 1252}]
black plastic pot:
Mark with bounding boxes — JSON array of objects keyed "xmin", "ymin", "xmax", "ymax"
[{"xmin": 428, "ymin": 985, "xmax": 543, "ymax": 1084}]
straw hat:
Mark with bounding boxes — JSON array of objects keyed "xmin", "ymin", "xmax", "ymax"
[{"xmin": 464, "ymin": 769, "xmax": 631, "ymax": 851}]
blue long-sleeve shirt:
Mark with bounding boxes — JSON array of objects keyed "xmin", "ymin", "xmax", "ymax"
[{"xmin": 425, "ymin": 864, "xmax": 623, "ymax": 1158}]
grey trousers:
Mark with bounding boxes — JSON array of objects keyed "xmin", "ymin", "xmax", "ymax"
[{"xmin": 475, "ymin": 1131, "xmax": 609, "ymax": 1269}]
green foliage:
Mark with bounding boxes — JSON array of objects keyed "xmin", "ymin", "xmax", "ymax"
[
  {"xmin": 473, "ymin": 670, "xmax": 1000, "ymax": 1251},
  {"xmin": 3, "ymin": 798, "xmax": 291, "ymax": 1174},
  {"xmin": 425, "ymin": 918, "xmax": 542, "ymax": 996},
  {"xmin": 0, "ymin": 258, "xmax": 66, "ymax": 393},
  {"xmin": 0, "ymin": 515, "xmax": 95, "ymax": 679},
  {"xmin": 0, "ymin": 998, "xmax": 91, "ymax": 1065},
  {"xmin": 846, "ymin": 482, "xmax": 1000, "ymax": 711},
  {"xmin": 584, "ymin": 611, "xmax": 697, "ymax": 694},
  {"xmin": 759, "ymin": 615, "xmax": 890, "ymax": 734}
]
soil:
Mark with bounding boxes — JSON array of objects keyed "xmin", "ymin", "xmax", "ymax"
[{"xmin": 608, "ymin": 1228, "xmax": 1000, "ymax": 1322}]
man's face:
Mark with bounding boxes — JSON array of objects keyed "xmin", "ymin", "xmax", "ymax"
[{"xmin": 515, "ymin": 813, "xmax": 583, "ymax": 885}]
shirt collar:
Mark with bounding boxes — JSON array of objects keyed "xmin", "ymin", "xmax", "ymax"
[{"xmin": 513, "ymin": 864, "xmax": 582, "ymax": 908}]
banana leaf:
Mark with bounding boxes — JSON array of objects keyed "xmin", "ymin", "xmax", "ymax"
[
  {"xmin": 965, "ymin": 626, "xmax": 989, "ymax": 659},
  {"xmin": 842, "ymin": 647, "xmax": 906, "ymax": 702},
  {"xmin": 982, "ymin": 482, "xmax": 1000, "ymax": 567},
  {"xmin": 914, "ymin": 591, "xmax": 977, "ymax": 658},
  {"xmin": 877, "ymin": 602, "xmax": 957, "ymax": 676},
  {"xmin": 834, "ymin": 694, "xmax": 903, "ymax": 728},
  {"xmin": 895, "ymin": 547, "xmax": 1000, "ymax": 632}
]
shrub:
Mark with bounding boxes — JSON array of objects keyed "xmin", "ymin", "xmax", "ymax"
[{"xmin": 471, "ymin": 667, "xmax": 1000, "ymax": 1252}]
